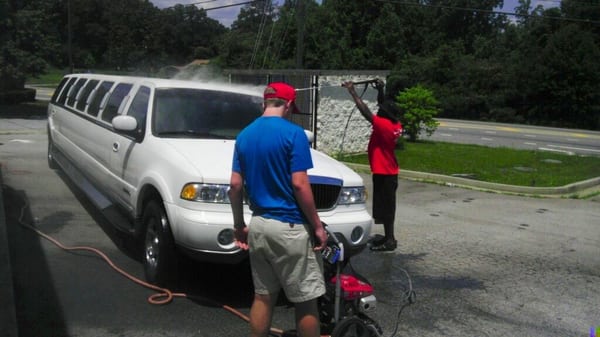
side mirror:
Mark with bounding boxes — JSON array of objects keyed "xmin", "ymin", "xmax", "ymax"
[
  {"xmin": 112, "ymin": 115, "xmax": 137, "ymax": 132},
  {"xmin": 304, "ymin": 130, "xmax": 314, "ymax": 144}
]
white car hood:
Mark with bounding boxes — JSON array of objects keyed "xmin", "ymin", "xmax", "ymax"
[{"xmin": 164, "ymin": 139, "xmax": 364, "ymax": 187}]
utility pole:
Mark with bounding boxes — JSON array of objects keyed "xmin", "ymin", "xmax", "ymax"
[
  {"xmin": 67, "ymin": 0, "xmax": 74, "ymax": 73},
  {"xmin": 295, "ymin": 0, "xmax": 305, "ymax": 69}
]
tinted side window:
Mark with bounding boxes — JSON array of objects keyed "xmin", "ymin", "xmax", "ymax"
[
  {"xmin": 75, "ymin": 80, "xmax": 99, "ymax": 111},
  {"xmin": 57, "ymin": 77, "xmax": 77, "ymax": 105},
  {"xmin": 127, "ymin": 86, "xmax": 150, "ymax": 136},
  {"xmin": 66, "ymin": 78, "xmax": 87, "ymax": 107},
  {"xmin": 51, "ymin": 77, "xmax": 69, "ymax": 103},
  {"xmin": 88, "ymin": 81, "xmax": 114, "ymax": 117},
  {"xmin": 101, "ymin": 83, "xmax": 133, "ymax": 123}
]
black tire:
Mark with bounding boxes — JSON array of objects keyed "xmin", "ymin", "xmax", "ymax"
[
  {"xmin": 47, "ymin": 131, "xmax": 59, "ymax": 170},
  {"xmin": 330, "ymin": 316, "xmax": 374, "ymax": 337},
  {"xmin": 141, "ymin": 199, "xmax": 179, "ymax": 287}
]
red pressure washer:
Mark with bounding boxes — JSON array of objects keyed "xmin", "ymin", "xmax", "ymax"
[{"xmin": 283, "ymin": 224, "xmax": 416, "ymax": 337}]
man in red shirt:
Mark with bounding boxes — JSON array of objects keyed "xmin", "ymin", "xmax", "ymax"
[{"xmin": 343, "ymin": 80, "xmax": 402, "ymax": 251}]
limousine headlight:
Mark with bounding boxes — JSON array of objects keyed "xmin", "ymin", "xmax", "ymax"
[
  {"xmin": 337, "ymin": 187, "xmax": 367, "ymax": 205},
  {"xmin": 181, "ymin": 183, "xmax": 230, "ymax": 203}
]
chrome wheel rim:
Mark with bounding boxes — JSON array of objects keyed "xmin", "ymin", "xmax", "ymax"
[{"xmin": 144, "ymin": 217, "xmax": 160, "ymax": 271}]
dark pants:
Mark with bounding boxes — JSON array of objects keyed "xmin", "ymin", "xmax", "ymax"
[{"xmin": 372, "ymin": 174, "xmax": 398, "ymax": 241}]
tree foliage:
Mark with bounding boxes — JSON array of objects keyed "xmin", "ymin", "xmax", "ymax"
[
  {"xmin": 1, "ymin": 0, "xmax": 59, "ymax": 90},
  {"xmin": 1, "ymin": 0, "xmax": 599, "ymax": 130}
]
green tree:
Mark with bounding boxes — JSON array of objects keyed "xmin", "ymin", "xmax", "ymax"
[
  {"xmin": 364, "ymin": 3, "xmax": 405, "ymax": 69},
  {"xmin": 268, "ymin": 0, "xmax": 321, "ymax": 69},
  {"xmin": 396, "ymin": 85, "xmax": 441, "ymax": 142},
  {"xmin": 161, "ymin": 4, "xmax": 225, "ymax": 65},
  {"xmin": 532, "ymin": 24, "xmax": 600, "ymax": 129},
  {"xmin": 311, "ymin": 0, "xmax": 386, "ymax": 69},
  {"xmin": 218, "ymin": 0, "xmax": 275, "ymax": 69},
  {"xmin": 0, "ymin": 0, "xmax": 59, "ymax": 92},
  {"xmin": 423, "ymin": 0, "xmax": 505, "ymax": 53}
]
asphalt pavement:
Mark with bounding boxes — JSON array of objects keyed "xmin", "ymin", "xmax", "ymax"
[{"xmin": 1, "ymin": 101, "xmax": 599, "ymax": 336}]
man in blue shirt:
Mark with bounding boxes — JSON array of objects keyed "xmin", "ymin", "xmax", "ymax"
[{"xmin": 229, "ymin": 82, "xmax": 328, "ymax": 337}]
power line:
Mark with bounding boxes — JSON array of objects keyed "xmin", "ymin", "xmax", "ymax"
[
  {"xmin": 165, "ymin": 0, "xmax": 217, "ymax": 9},
  {"xmin": 261, "ymin": 5, "xmax": 278, "ymax": 69},
  {"xmin": 373, "ymin": 0, "xmax": 600, "ymax": 25},
  {"xmin": 167, "ymin": 0, "xmax": 258, "ymax": 11},
  {"xmin": 203, "ymin": 1, "xmax": 257, "ymax": 11},
  {"xmin": 249, "ymin": 1, "xmax": 270, "ymax": 69},
  {"xmin": 188, "ymin": 0, "xmax": 219, "ymax": 6}
]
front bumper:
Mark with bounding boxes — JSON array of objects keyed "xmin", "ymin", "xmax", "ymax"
[{"xmin": 166, "ymin": 201, "xmax": 373, "ymax": 264}]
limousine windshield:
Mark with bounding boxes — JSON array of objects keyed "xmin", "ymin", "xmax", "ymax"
[{"xmin": 153, "ymin": 88, "xmax": 263, "ymax": 139}]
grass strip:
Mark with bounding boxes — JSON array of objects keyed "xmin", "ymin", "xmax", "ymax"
[{"xmin": 340, "ymin": 141, "xmax": 600, "ymax": 187}]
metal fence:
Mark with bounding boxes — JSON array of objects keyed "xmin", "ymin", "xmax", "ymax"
[
  {"xmin": 225, "ymin": 69, "xmax": 317, "ymax": 132},
  {"xmin": 224, "ymin": 69, "xmax": 389, "ymax": 150}
]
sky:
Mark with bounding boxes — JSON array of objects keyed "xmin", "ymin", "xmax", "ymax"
[{"xmin": 149, "ymin": 0, "xmax": 560, "ymax": 27}]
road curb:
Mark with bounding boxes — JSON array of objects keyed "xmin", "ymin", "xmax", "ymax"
[
  {"xmin": 345, "ymin": 163, "xmax": 600, "ymax": 197},
  {"xmin": 0, "ymin": 168, "xmax": 19, "ymax": 337}
]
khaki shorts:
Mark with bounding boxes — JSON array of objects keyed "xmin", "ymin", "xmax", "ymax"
[{"xmin": 248, "ymin": 216, "xmax": 325, "ymax": 303}]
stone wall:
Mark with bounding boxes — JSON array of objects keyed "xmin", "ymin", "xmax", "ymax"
[{"xmin": 315, "ymin": 75, "xmax": 382, "ymax": 155}]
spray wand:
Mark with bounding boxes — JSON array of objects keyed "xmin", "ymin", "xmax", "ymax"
[
  {"xmin": 347, "ymin": 78, "xmax": 380, "ymax": 86},
  {"xmin": 294, "ymin": 78, "xmax": 380, "ymax": 92}
]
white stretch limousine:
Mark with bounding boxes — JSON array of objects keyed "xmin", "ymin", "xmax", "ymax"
[{"xmin": 47, "ymin": 74, "xmax": 373, "ymax": 285}]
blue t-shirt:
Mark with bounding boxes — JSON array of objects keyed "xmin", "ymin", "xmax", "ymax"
[{"xmin": 232, "ymin": 116, "xmax": 313, "ymax": 224}]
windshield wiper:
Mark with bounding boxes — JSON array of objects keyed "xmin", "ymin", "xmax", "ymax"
[
  {"xmin": 157, "ymin": 130, "xmax": 232, "ymax": 139},
  {"xmin": 158, "ymin": 130, "xmax": 208, "ymax": 137}
]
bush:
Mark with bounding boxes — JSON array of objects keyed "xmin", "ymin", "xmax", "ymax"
[
  {"xmin": 0, "ymin": 88, "xmax": 36, "ymax": 104},
  {"xmin": 395, "ymin": 85, "xmax": 441, "ymax": 142}
]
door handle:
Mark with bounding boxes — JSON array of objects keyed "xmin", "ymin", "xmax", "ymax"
[{"xmin": 112, "ymin": 142, "xmax": 120, "ymax": 152}]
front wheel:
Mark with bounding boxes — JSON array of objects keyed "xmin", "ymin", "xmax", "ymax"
[
  {"xmin": 142, "ymin": 199, "xmax": 179, "ymax": 287},
  {"xmin": 331, "ymin": 316, "xmax": 379, "ymax": 337}
]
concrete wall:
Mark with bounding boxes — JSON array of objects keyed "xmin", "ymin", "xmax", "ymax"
[{"xmin": 315, "ymin": 75, "xmax": 382, "ymax": 155}]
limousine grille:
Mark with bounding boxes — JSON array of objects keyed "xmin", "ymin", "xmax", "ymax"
[{"xmin": 311, "ymin": 183, "xmax": 341, "ymax": 210}]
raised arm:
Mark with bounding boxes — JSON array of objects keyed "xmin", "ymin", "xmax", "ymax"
[
  {"xmin": 342, "ymin": 81, "xmax": 374, "ymax": 124},
  {"xmin": 375, "ymin": 79, "xmax": 385, "ymax": 104}
]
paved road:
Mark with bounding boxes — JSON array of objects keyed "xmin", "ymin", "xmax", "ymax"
[
  {"xmin": 26, "ymin": 84, "xmax": 55, "ymax": 102},
  {"xmin": 1, "ymin": 111, "xmax": 599, "ymax": 337},
  {"xmin": 425, "ymin": 119, "xmax": 600, "ymax": 157}
]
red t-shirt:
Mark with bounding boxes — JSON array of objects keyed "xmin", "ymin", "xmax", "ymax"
[{"xmin": 368, "ymin": 115, "xmax": 402, "ymax": 175}]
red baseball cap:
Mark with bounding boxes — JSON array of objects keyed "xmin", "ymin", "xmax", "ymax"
[{"xmin": 264, "ymin": 82, "xmax": 300, "ymax": 114}]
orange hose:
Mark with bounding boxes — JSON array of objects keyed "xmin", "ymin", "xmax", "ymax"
[{"xmin": 18, "ymin": 219, "xmax": 312, "ymax": 336}]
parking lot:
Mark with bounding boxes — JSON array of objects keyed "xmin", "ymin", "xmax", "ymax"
[{"xmin": 1, "ymin": 113, "xmax": 599, "ymax": 336}]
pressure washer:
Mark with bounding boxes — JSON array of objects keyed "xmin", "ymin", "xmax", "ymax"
[{"xmin": 282, "ymin": 224, "xmax": 416, "ymax": 337}]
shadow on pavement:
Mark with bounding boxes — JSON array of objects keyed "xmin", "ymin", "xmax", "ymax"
[{"xmin": 3, "ymin": 184, "xmax": 68, "ymax": 337}]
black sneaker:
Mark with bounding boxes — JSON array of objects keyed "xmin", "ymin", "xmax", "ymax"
[
  {"xmin": 370, "ymin": 240, "xmax": 397, "ymax": 252},
  {"xmin": 369, "ymin": 234, "xmax": 386, "ymax": 246}
]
